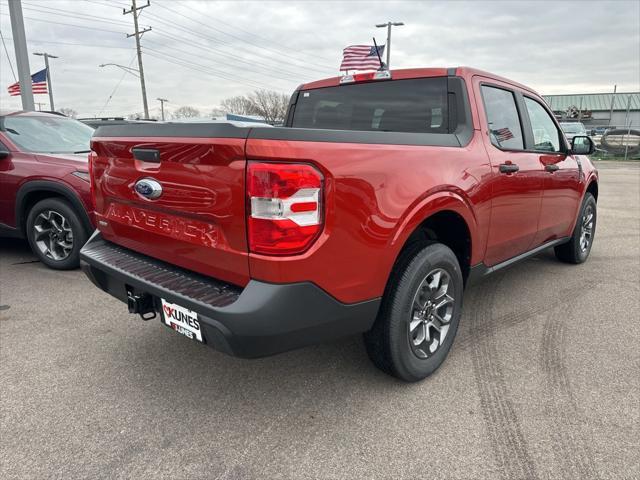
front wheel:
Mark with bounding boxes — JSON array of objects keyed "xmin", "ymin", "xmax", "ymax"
[
  {"xmin": 554, "ymin": 192, "xmax": 597, "ymax": 264},
  {"xmin": 26, "ymin": 198, "xmax": 89, "ymax": 270},
  {"xmin": 364, "ymin": 243, "xmax": 464, "ymax": 382}
]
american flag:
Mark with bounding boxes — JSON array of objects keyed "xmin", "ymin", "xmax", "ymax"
[
  {"xmin": 340, "ymin": 45, "xmax": 385, "ymax": 71},
  {"xmin": 492, "ymin": 127, "xmax": 515, "ymax": 143},
  {"xmin": 7, "ymin": 68, "xmax": 48, "ymax": 96}
]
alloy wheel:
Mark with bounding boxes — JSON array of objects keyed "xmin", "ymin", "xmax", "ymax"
[
  {"xmin": 408, "ymin": 268, "xmax": 455, "ymax": 359},
  {"xmin": 579, "ymin": 205, "xmax": 594, "ymax": 253},
  {"xmin": 33, "ymin": 210, "xmax": 74, "ymax": 261}
]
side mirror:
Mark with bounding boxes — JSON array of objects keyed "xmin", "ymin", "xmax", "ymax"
[{"xmin": 571, "ymin": 135, "xmax": 595, "ymax": 155}]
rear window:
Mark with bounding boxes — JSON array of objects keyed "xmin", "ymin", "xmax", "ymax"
[{"xmin": 291, "ymin": 77, "xmax": 449, "ymax": 134}]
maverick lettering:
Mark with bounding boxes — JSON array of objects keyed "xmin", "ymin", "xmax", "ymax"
[{"xmin": 105, "ymin": 203, "xmax": 220, "ymax": 248}]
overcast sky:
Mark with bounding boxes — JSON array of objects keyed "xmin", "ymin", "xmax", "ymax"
[{"xmin": 0, "ymin": 0, "xmax": 638, "ymax": 118}]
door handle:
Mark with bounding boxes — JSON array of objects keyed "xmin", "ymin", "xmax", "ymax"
[
  {"xmin": 499, "ymin": 163, "xmax": 519, "ymax": 174},
  {"xmin": 545, "ymin": 164, "xmax": 560, "ymax": 173},
  {"xmin": 132, "ymin": 148, "xmax": 160, "ymax": 163}
]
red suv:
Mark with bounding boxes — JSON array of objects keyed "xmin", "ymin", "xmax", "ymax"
[
  {"xmin": 80, "ymin": 67, "xmax": 598, "ymax": 381},
  {"xmin": 0, "ymin": 111, "xmax": 95, "ymax": 269}
]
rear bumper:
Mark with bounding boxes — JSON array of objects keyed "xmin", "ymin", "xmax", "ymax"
[{"xmin": 80, "ymin": 232, "xmax": 380, "ymax": 358}]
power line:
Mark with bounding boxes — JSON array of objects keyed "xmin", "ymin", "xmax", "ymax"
[
  {"xmin": 143, "ymin": 8, "xmax": 333, "ymax": 76},
  {"xmin": 153, "ymin": 2, "xmax": 336, "ymax": 71},
  {"xmin": 143, "ymin": 37, "xmax": 316, "ymax": 84},
  {"xmin": 170, "ymin": 4, "xmax": 337, "ymax": 65},
  {"xmin": 146, "ymin": 22, "xmax": 322, "ymax": 81},
  {"xmin": 142, "ymin": 11, "xmax": 332, "ymax": 79},
  {"xmin": 0, "ymin": 12, "xmax": 127, "ymax": 35},
  {"xmin": 97, "ymin": 54, "xmax": 138, "ymax": 117},
  {"xmin": 21, "ymin": 3, "xmax": 135, "ymax": 27},
  {"xmin": 143, "ymin": 44, "xmax": 298, "ymax": 89},
  {"xmin": 1, "ymin": 38, "xmax": 131, "ymax": 49},
  {"xmin": 83, "ymin": 0, "xmax": 129, "ymax": 10},
  {"xmin": 7, "ymin": 3, "xmax": 331, "ymax": 85},
  {"xmin": 142, "ymin": 48, "xmax": 270, "ymax": 91},
  {"xmin": 0, "ymin": 29, "xmax": 17, "ymax": 82}
]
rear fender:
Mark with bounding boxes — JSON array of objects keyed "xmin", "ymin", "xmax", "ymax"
[
  {"xmin": 379, "ymin": 190, "xmax": 479, "ymax": 279},
  {"xmin": 15, "ymin": 180, "xmax": 93, "ymax": 235}
]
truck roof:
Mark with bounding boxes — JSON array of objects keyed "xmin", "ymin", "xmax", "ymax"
[{"xmin": 300, "ymin": 66, "xmax": 537, "ymax": 97}]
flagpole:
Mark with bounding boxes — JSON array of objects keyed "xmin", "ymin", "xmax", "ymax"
[
  {"xmin": 7, "ymin": 0, "xmax": 34, "ymax": 111},
  {"xmin": 34, "ymin": 52, "xmax": 58, "ymax": 111}
]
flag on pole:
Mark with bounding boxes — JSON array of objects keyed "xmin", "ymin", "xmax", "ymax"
[
  {"xmin": 340, "ymin": 45, "xmax": 385, "ymax": 71},
  {"xmin": 7, "ymin": 68, "xmax": 48, "ymax": 96}
]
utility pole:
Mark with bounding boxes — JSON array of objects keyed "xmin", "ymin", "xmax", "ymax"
[
  {"xmin": 375, "ymin": 21, "xmax": 404, "ymax": 69},
  {"xmin": 124, "ymin": 0, "xmax": 151, "ymax": 118},
  {"xmin": 8, "ymin": 0, "xmax": 34, "ymax": 111},
  {"xmin": 33, "ymin": 52, "xmax": 58, "ymax": 111},
  {"xmin": 157, "ymin": 97, "xmax": 168, "ymax": 121}
]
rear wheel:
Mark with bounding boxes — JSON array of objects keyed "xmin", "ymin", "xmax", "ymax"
[
  {"xmin": 26, "ymin": 198, "xmax": 89, "ymax": 270},
  {"xmin": 554, "ymin": 193, "xmax": 597, "ymax": 264},
  {"xmin": 364, "ymin": 243, "xmax": 464, "ymax": 382}
]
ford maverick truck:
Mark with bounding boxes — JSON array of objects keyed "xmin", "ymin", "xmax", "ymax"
[{"xmin": 80, "ymin": 67, "xmax": 598, "ymax": 381}]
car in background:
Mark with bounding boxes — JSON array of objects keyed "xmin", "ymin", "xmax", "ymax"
[
  {"xmin": 590, "ymin": 125, "xmax": 617, "ymax": 136},
  {"xmin": 0, "ymin": 111, "xmax": 95, "ymax": 269},
  {"xmin": 559, "ymin": 122, "xmax": 588, "ymax": 143}
]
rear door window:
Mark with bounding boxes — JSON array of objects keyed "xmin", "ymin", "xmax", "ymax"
[
  {"xmin": 481, "ymin": 85, "xmax": 524, "ymax": 150},
  {"xmin": 291, "ymin": 77, "xmax": 449, "ymax": 134}
]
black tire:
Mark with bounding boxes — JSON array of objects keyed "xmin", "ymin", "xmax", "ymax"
[
  {"xmin": 554, "ymin": 193, "xmax": 597, "ymax": 264},
  {"xmin": 364, "ymin": 243, "xmax": 464, "ymax": 382},
  {"xmin": 25, "ymin": 197, "xmax": 89, "ymax": 270}
]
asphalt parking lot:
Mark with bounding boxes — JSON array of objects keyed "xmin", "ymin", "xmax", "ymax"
[{"xmin": 1, "ymin": 161, "xmax": 638, "ymax": 480}]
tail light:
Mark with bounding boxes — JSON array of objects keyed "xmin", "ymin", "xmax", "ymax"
[
  {"xmin": 340, "ymin": 70, "xmax": 391, "ymax": 84},
  {"xmin": 247, "ymin": 162, "xmax": 324, "ymax": 255}
]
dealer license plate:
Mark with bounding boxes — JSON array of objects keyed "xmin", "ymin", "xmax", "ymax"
[{"xmin": 161, "ymin": 299, "xmax": 203, "ymax": 342}]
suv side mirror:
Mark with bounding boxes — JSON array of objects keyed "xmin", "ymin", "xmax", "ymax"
[{"xmin": 571, "ymin": 135, "xmax": 595, "ymax": 155}]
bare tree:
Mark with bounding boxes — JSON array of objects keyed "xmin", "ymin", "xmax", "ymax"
[
  {"xmin": 220, "ymin": 95, "xmax": 254, "ymax": 116},
  {"xmin": 246, "ymin": 90, "xmax": 289, "ymax": 124},
  {"xmin": 219, "ymin": 90, "xmax": 289, "ymax": 124},
  {"xmin": 58, "ymin": 107, "xmax": 77, "ymax": 118},
  {"xmin": 173, "ymin": 106, "xmax": 201, "ymax": 119}
]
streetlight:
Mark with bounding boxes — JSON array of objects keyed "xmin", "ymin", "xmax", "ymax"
[
  {"xmin": 99, "ymin": 63, "xmax": 140, "ymax": 78},
  {"xmin": 375, "ymin": 21, "xmax": 404, "ymax": 69},
  {"xmin": 33, "ymin": 52, "xmax": 58, "ymax": 111}
]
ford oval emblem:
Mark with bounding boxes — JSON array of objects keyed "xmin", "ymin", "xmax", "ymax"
[{"xmin": 134, "ymin": 178, "xmax": 163, "ymax": 200}]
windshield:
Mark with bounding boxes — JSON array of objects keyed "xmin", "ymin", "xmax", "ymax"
[
  {"xmin": 1, "ymin": 115, "xmax": 93, "ymax": 154},
  {"xmin": 560, "ymin": 123, "xmax": 586, "ymax": 134}
]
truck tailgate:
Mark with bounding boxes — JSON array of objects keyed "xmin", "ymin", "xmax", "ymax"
[{"xmin": 90, "ymin": 124, "xmax": 250, "ymax": 287}]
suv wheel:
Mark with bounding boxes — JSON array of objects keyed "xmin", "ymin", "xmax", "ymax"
[
  {"xmin": 26, "ymin": 198, "xmax": 89, "ymax": 270},
  {"xmin": 364, "ymin": 243, "xmax": 464, "ymax": 382},
  {"xmin": 554, "ymin": 192, "xmax": 597, "ymax": 264}
]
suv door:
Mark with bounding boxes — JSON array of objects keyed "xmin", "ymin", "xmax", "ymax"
[
  {"xmin": 520, "ymin": 95, "xmax": 583, "ymax": 245},
  {"xmin": 0, "ymin": 138, "xmax": 18, "ymax": 227},
  {"xmin": 476, "ymin": 80, "xmax": 545, "ymax": 266}
]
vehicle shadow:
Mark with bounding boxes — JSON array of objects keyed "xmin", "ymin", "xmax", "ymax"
[
  {"xmin": 113, "ymin": 249, "xmax": 572, "ymax": 403},
  {"xmin": 0, "ymin": 237, "xmax": 36, "ymax": 266}
]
